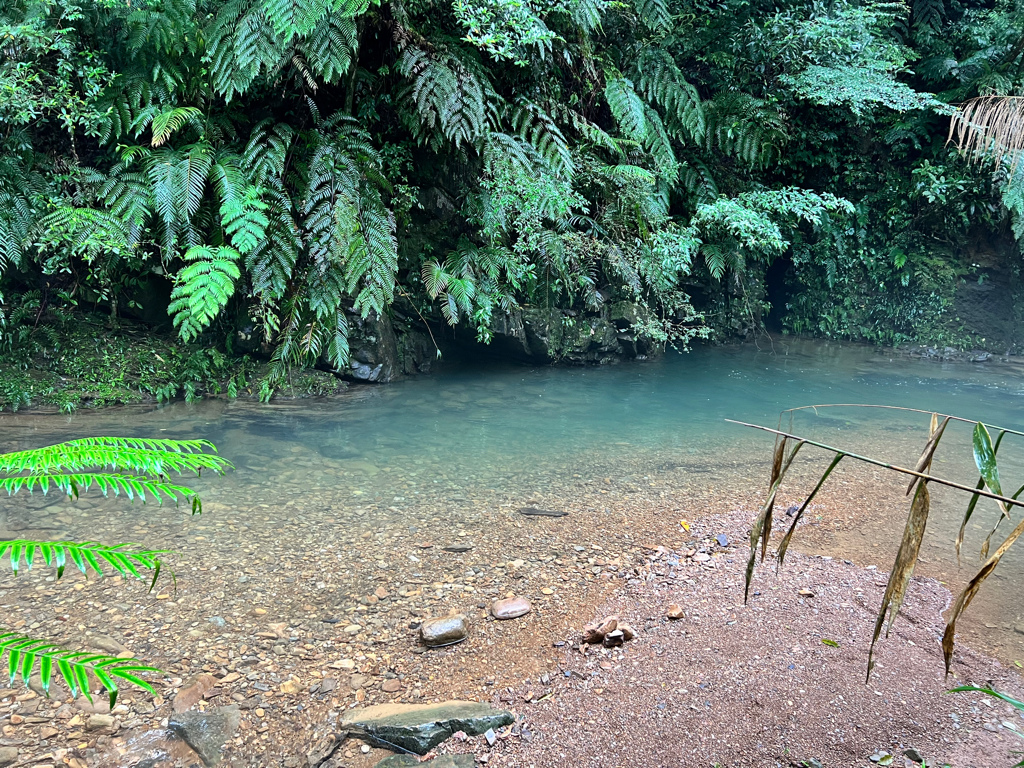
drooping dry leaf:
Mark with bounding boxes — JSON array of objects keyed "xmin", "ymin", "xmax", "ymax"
[
  {"xmin": 745, "ymin": 438, "xmax": 805, "ymax": 601},
  {"xmin": 867, "ymin": 481, "xmax": 931, "ymax": 682},
  {"xmin": 906, "ymin": 414, "xmax": 949, "ymax": 496},
  {"xmin": 777, "ymin": 453, "xmax": 844, "ymax": 569},
  {"xmin": 944, "ymin": 512, "xmax": 1024, "ymax": 674}
]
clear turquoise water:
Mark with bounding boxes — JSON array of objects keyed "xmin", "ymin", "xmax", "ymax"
[{"xmin": 3, "ymin": 337, "xmax": 1024, "ymax": 657}]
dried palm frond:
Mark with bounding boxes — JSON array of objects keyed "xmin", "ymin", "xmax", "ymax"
[{"xmin": 948, "ymin": 96, "xmax": 1024, "ymax": 176}]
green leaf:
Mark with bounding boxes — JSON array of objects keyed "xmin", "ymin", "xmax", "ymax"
[
  {"xmin": 821, "ymin": 638, "xmax": 840, "ymax": 648},
  {"xmin": 973, "ymin": 422, "xmax": 1007, "ymax": 516}
]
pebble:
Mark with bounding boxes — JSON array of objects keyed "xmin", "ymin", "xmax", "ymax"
[
  {"xmin": 86, "ymin": 714, "xmax": 115, "ymax": 732},
  {"xmin": 420, "ymin": 615, "xmax": 469, "ymax": 647},
  {"xmin": 666, "ymin": 604, "xmax": 684, "ymax": 620},
  {"xmin": 382, "ymin": 679, "xmax": 402, "ymax": 693},
  {"xmin": 491, "ymin": 596, "xmax": 532, "ymax": 620},
  {"xmin": 0, "ymin": 748, "xmax": 17, "ymax": 767}
]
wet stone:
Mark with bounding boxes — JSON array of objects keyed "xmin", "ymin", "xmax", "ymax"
[
  {"xmin": 375, "ymin": 756, "xmax": 475, "ymax": 768},
  {"xmin": 168, "ymin": 704, "xmax": 241, "ymax": 767},
  {"xmin": 490, "ymin": 596, "xmax": 532, "ymax": 620},
  {"xmin": 420, "ymin": 616, "xmax": 469, "ymax": 647},
  {"xmin": 342, "ymin": 700, "xmax": 515, "ymax": 755}
]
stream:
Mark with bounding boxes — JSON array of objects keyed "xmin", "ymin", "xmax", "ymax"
[{"xmin": 2, "ymin": 337, "xmax": 1024, "ymax": 665}]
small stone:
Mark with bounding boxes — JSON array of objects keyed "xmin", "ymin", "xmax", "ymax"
[
  {"xmin": 666, "ymin": 604, "xmax": 684, "ymax": 620},
  {"xmin": 693, "ymin": 553, "xmax": 710, "ymax": 563},
  {"xmin": 602, "ymin": 629, "xmax": 625, "ymax": 648},
  {"xmin": 86, "ymin": 714, "xmax": 115, "ymax": 732},
  {"xmin": 382, "ymin": 679, "xmax": 402, "ymax": 693},
  {"xmin": 490, "ymin": 597, "xmax": 532, "ymax": 620},
  {"xmin": 420, "ymin": 616, "xmax": 469, "ymax": 647},
  {"xmin": 541, "ymin": 588, "xmax": 554, "ymax": 595},
  {"xmin": 0, "ymin": 748, "xmax": 17, "ymax": 767},
  {"xmin": 374, "ymin": 586, "xmax": 390, "ymax": 600},
  {"xmin": 484, "ymin": 727, "xmax": 496, "ymax": 746},
  {"xmin": 75, "ymin": 698, "xmax": 111, "ymax": 715},
  {"xmin": 85, "ymin": 635, "xmax": 127, "ymax": 655},
  {"xmin": 903, "ymin": 748, "xmax": 925, "ymax": 764},
  {"xmin": 321, "ymin": 678, "xmax": 337, "ymax": 693},
  {"xmin": 280, "ymin": 678, "xmax": 302, "ymax": 694},
  {"xmin": 361, "ymin": 745, "xmax": 371, "ymax": 754},
  {"xmin": 344, "ymin": 624, "xmax": 362, "ymax": 635},
  {"xmin": 715, "ymin": 533, "xmax": 729, "ymax": 547},
  {"xmin": 39, "ymin": 726, "xmax": 59, "ymax": 739},
  {"xmin": 617, "ymin": 622, "xmax": 636, "ymax": 642},
  {"xmin": 798, "ymin": 588, "xmax": 815, "ymax": 597},
  {"xmin": 174, "ymin": 673, "xmax": 218, "ymax": 713},
  {"xmin": 254, "ymin": 608, "xmax": 267, "ymax": 615},
  {"xmin": 583, "ymin": 616, "xmax": 618, "ymax": 645}
]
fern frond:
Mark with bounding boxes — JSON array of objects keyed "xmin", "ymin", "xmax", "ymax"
[
  {"xmin": 0, "ymin": 541, "xmax": 167, "ymax": 587},
  {"xmin": 0, "ymin": 633, "xmax": 158, "ymax": 707},
  {"xmin": 0, "ymin": 473, "xmax": 202, "ymax": 509},
  {"xmin": 634, "ymin": 0, "xmax": 670, "ymax": 32},
  {"xmin": 0, "ymin": 438, "xmax": 230, "ymax": 477},
  {"xmin": 511, "ymin": 100, "xmax": 574, "ymax": 177},
  {"xmin": 605, "ymin": 75, "xmax": 647, "ymax": 142},
  {"xmin": 150, "ymin": 106, "xmax": 203, "ymax": 147},
  {"xmin": 168, "ymin": 245, "xmax": 242, "ymax": 341}
]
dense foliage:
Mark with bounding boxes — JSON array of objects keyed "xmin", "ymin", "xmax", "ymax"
[{"xmin": 1, "ymin": 0, "xmax": 1022, "ymax": 385}]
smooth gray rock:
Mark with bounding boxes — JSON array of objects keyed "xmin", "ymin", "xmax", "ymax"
[
  {"xmin": 0, "ymin": 747, "xmax": 18, "ymax": 767},
  {"xmin": 343, "ymin": 700, "xmax": 514, "ymax": 755},
  {"xmin": 375, "ymin": 756, "xmax": 474, "ymax": 768},
  {"xmin": 490, "ymin": 596, "xmax": 531, "ymax": 620},
  {"xmin": 420, "ymin": 616, "xmax": 468, "ymax": 647},
  {"xmin": 168, "ymin": 704, "xmax": 240, "ymax": 766}
]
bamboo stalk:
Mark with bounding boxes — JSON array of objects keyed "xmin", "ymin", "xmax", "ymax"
[{"xmin": 725, "ymin": 419, "xmax": 1024, "ymax": 510}]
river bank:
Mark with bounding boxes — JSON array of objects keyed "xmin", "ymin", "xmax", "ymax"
[{"xmin": 1, "ymin": 441, "xmax": 1022, "ymax": 767}]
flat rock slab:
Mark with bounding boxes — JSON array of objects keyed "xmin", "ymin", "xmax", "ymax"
[
  {"xmin": 375, "ymin": 755, "xmax": 474, "ymax": 768},
  {"xmin": 168, "ymin": 705, "xmax": 240, "ymax": 767},
  {"xmin": 518, "ymin": 507, "xmax": 567, "ymax": 518},
  {"xmin": 343, "ymin": 701, "xmax": 514, "ymax": 755}
]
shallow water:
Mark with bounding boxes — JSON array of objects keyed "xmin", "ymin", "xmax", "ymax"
[{"xmin": 3, "ymin": 337, "xmax": 1024, "ymax": 662}]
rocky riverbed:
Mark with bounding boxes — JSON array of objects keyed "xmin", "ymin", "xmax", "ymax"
[{"xmin": 1, "ymin": 424, "xmax": 1023, "ymax": 767}]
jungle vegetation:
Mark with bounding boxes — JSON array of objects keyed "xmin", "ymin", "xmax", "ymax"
[{"xmin": 1, "ymin": 0, "xmax": 1023, "ymax": 393}]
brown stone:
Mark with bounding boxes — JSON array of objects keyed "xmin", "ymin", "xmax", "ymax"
[
  {"xmin": 583, "ymin": 616, "xmax": 618, "ymax": 645},
  {"xmin": 382, "ymin": 679, "xmax": 402, "ymax": 693},
  {"xmin": 86, "ymin": 714, "xmax": 115, "ymax": 732},
  {"xmin": 666, "ymin": 604, "xmax": 684, "ymax": 620},
  {"xmin": 490, "ymin": 597, "xmax": 532, "ymax": 620},
  {"xmin": 173, "ymin": 673, "xmax": 218, "ymax": 713}
]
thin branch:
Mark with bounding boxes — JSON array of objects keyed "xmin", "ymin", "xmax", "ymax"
[
  {"xmin": 779, "ymin": 403, "xmax": 1024, "ymax": 440},
  {"xmin": 725, "ymin": 419, "xmax": 1024, "ymax": 510}
]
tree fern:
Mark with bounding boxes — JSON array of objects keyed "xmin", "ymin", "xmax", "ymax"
[{"xmin": 168, "ymin": 245, "xmax": 242, "ymax": 341}]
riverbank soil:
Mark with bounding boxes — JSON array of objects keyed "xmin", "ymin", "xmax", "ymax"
[{"xmin": 0, "ymin": 428, "xmax": 1022, "ymax": 767}]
